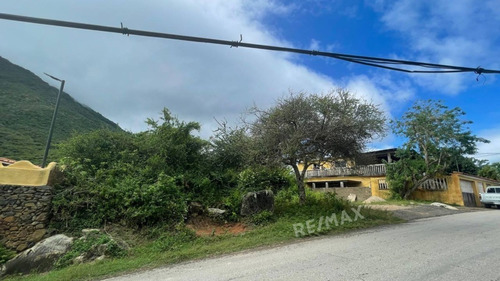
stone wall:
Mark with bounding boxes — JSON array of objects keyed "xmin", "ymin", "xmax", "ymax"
[{"xmin": 0, "ymin": 185, "xmax": 53, "ymax": 252}]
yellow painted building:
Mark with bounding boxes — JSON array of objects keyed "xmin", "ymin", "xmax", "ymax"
[{"xmin": 302, "ymin": 149, "xmax": 499, "ymax": 207}]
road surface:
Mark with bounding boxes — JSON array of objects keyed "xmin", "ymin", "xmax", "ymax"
[{"xmin": 105, "ymin": 210, "xmax": 500, "ymax": 281}]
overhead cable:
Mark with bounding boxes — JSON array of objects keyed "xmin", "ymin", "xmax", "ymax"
[{"xmin": 0, "ymin": 12, "xmax": 499, "ymax": 75}]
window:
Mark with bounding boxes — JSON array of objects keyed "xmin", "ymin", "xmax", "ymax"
[{"xmin": 378, "ymin": 179, "xmax": 388, "ymax": 190}]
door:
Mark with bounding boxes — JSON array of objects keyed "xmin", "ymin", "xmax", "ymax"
[{"xmin": 460, "ymin": 180, "xmax": 476, "ymax": 207}]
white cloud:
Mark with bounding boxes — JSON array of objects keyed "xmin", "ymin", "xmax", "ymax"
[
  {"xmin": 476, "ymin": 128, "xmax": 500, "ymax": 163},
  {"xmin": 0, "ymin": 0, "xmax": 334, "ymax": 138},
  {"xmin": 374, "ymin": 0, "xmax": 500, "ymax": 94},
  {"xmin": 0, "ymin": 0, "xmax": 415, "ymax": 142}
]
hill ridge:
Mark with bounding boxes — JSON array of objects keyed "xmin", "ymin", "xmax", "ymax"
[{"xmin": 0, "ymin": 56, "xmax": 122, "ymax": 163}]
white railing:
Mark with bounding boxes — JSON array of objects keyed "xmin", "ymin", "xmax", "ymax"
[
  {"xmin": 305, "ymin": 164, "xmax": 387, "ymax": 178},
  {"xmin": 419, "ymin": 177, "xmax": 449, "ymax": 191}
]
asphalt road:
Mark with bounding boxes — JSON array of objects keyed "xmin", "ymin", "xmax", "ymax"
[{"xmin": 105, "ymin": 210, "xmax": 500, "ymax": 281}]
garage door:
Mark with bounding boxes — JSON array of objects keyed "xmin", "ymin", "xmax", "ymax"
[{"xmin": 460, "ymin": 180, "xmax": 476, "ymax": 207}]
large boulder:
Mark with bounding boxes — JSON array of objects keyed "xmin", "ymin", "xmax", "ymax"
[
  {"xmin": 1, "ymin": 234, "xmax": 73, "ymax": 276},
  {"xmin": 241, "ymin": 190, "xmax": 274, "ymax": 216}
]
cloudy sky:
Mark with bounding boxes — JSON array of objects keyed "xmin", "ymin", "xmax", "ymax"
[{"xmin": 1, "ymin": 0, "xmax": 500, "ymax": 162}]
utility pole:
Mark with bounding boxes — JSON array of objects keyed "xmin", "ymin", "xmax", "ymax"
[{"xmin": 41, "ymin": 73, "xmax": 65, "ymax": 168}]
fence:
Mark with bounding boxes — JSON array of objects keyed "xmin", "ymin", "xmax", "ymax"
[{"xmin": 305, "ymin": 164, "xmax": 386, "ymax": 178}]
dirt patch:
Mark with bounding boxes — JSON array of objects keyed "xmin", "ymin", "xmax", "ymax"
[{"xmin": 186, "ymin": 216, "xmax": 251, "ymax": 236}]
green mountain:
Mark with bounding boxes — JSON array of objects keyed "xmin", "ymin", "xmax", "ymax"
[{"xmin": 0, "ymin": 56, "xmax": 122, "ymax": 164}]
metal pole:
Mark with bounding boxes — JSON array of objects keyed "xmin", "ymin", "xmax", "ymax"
[{"xmin": 41, "ymin": 74, "xmax": 65, "ymax": 168}]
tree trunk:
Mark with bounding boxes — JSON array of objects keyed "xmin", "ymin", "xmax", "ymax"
[
  {"xmin": 403, "ymin": 175, "xmax": 430, "ymax": 199},
  {"xmin": 297, "ymin": 179, "xmax": 306, "ymax": 204},
  {"xmin": 291, "ymin": 163, "xmax": 307, "ymax": 204}
]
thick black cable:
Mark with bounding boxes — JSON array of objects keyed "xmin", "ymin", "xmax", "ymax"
[{"xmin": 0, "ymin": 12, "xmax": 499, "ymax": 75}]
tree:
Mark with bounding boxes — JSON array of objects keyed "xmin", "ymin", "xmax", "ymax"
[
  {"xmin": 387, "ymin": 100, "xmax": 488, "ymax": 199},
  {"xmin": 478, "ymin": 162, "xmax": 500, "ymax": 180},
  {"xmin": 250, "ymin": 89, "xmax": 386, "ymax": 203}
]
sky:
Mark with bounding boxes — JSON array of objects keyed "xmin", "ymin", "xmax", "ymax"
[{"xmin": 1, "ymin": 0, "xmax": 500, "ymax": 162}]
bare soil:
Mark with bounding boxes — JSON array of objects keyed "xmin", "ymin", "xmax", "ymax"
[{"xmin": 186, "ymin": 216, "xmax": 251, "ymax": 236}]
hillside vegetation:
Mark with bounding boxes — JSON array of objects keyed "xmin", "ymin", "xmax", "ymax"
[{"xmin": 0, "ymin": 56, "xmax": 121, "ymax": 164}]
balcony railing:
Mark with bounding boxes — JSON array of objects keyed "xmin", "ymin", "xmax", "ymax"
[{"xmin": 305, "ymin": 164, "xmax": 387, "ymax": 178}]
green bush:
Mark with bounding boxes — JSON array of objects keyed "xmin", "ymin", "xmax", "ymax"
[
  {"xmin": 51, "ymin": 172, "xmax": 187, "ymax": 231},
  {"xmin": 56, "ymin": 232, "xmax": 127, "ymax": 269},
  {"xmin": 237, "ymin": 166, "xmax": 293, "ymax": 193},
  {"xmin": 275, "ymin": 190, "xmax": 347, "ymax": 219},
  {"xmin": 152, "ymin": 226, "xmax": 197, "ymax": 252},
  {"xmin": 250, "ymin": 210, "xmax": 275, "ymax": 225},
  {"xmin": 0, "ymin": 243, "xmax": 15, "ymax": 265},
  {"xmin": 221, "ymin": 188, "xmax": 244, "ymax": 221}
]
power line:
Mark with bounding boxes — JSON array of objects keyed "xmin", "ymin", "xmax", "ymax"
[{"xmin": 1, "ymin": 12, "xmax": 499, "ymax": 75}]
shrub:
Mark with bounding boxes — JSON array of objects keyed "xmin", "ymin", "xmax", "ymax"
[
  {"xmin": 56, "ymin": 232, "xmax": 127, "ymax": 268},
  {"xmin": 250, "ymin": 210, "xmax": 275, "ymax": 225},
  {"xmin": 0, "ymin": 243, "xmax": 15, "ymax": 265},
  {"xmin": 152, "ymin": 226, "xmax": 197, "ymax": 252},
  {"xmin": 51, "ymin": 172, "xmax": 187, "ymax": 231},
  {"xmin": 221, "ymin": 188, "xmax": 244, "ymax": 222},
  {"xmin": 237, "ymin": 166, "xmax": 293, "ymax": 193}
]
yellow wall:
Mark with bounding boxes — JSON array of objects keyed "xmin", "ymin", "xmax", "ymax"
[
  {"xmin": 410, "ymin": 175, "xmax": 464, "ymax": 205},
  {"xmin": 306, "ymin": 168, "xmax": 500, "ymax": 206},
  {"xmin": 370, "ymin": 177, "xmax": 391, "ymax": 199},
  {"xmin": 0, "ymin": 161, "xmax": 57, "ymax": 186},
  {"xmin": 388, "ymin": 173, "xmax": 498, "ymax": 206}
]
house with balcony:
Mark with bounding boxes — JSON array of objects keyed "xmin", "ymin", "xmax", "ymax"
[
  {"xmin": 304, "ymin": 148, "xmax": 500, "ymax": 207},
  {"xmin": 303, "ymin": 148, "xmax": 395, "ymax": 202}
]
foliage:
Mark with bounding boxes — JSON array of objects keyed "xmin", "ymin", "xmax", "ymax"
[
  {"xmin": 250, "ymin": 210, "xmax": 275, "ymax": 225},
  {"xmin": 250, "ymin": 89, "xmax": 386, "ymax": 203},
  {"xmin": 0, "ymin": 243, "xmax": 15, "ymax": 265},
  {"xmin": 151, "ymin": 226, "xmax": 197, "ymax": 252},
  {"xmin": 237, "ymin": 166, "xmax": 294, "ymax": 193},
  {"xmin": 221, "ymin": 188, "xmax": 244, "ymax": 222},
  {"xmin": 208, "ymin": 120, "xmax": 253, "ymax": 173},
  {"xmin": 4, "ymin": 190, "xmax": 400, "ymax": 281},
  {"xmin": 51, "ymin": 109, "xmax": 210, "ymax": 231},
  {"xmin": 444, "ymin": 155, "xmax": 485, "ymax": 175},
  {"xmin": 0, "ymin": 56, "xmax": 121, "ymax": 164},
  {"xmin": 478, "ymin": 162, "xmax": 500, "ymax": 180},
  {"xmin": 56, "ymin": 232, "xmax": 127, "ymax": 269},
  {"xmin": 387, "ymin": 100, "xmax": 488, "ymax": 199}
]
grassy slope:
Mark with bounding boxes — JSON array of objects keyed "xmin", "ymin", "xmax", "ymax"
[{"xmin": 0, "ymin": 56, "xmax": 121, "ymax": 164}]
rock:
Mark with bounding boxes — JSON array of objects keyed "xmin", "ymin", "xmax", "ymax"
[
  {"xmin": 363, "ymin": 196, "xmax": 386, "ymax": 204},
  {"xmin": 240, "ymin": 190, "xmax": 274, "ymax": 216},
  {"xmin": 347, "ymin": 193, "xmax": 357, "ymax": 202},
  {"xmin": 70, "ymin": 229, "xmax": 128, "ymax": 265},
  {"xmin": 0, "ymin": 234, "xmax": 73, "ymax": 276},
  {"xmin": 188, "ymin": 202, "xmax": 204, "ymax": 217},
  {"xmin": 207, "ymin": 208, "xmax": 227, "ymax": 219},
  {"xmin": 29, "ymin": 229, "xmax": 47, "ymax": 242},
  {"xmin": 430, "ymin": 202, "xmax": 458, "ymax": 210}
]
